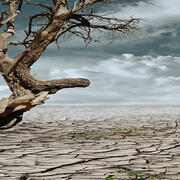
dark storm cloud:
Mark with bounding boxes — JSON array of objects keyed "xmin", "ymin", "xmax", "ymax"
[{"xmin": 3, "ymin": 0, "xmax": 180, "ymax": 57}]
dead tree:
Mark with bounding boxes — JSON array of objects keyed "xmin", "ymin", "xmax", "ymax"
[{"xmin": 0, "ymin": 0, "xmax": 140, "ymax": 129}]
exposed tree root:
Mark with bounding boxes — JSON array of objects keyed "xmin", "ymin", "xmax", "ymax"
[{"xmin": 0, "ymin": 91, "xmax": 49, "ymax": 128}]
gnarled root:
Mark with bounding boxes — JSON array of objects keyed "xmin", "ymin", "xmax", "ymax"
[{"xmin": 0, "ymin": 91, "xmax": 49, "ymax": 129}]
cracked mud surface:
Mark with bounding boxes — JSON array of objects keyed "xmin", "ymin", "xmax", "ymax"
[{"xmin": 0, "ymin": 106, "xmax": 180, "ymax": 179}]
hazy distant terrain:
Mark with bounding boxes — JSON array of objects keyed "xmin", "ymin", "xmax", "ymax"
[{"xmin": 24, "ymin": 106, "xmax": 180, "ymax": 122}]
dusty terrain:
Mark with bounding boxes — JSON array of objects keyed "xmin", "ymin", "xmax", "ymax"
[{"xmin": 0, "ymin": 106, "xmax": 180, "ymax": 179}]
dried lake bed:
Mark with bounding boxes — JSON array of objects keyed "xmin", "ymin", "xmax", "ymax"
[{"xmin": 0, "ymin": 106, "xmax": 180, "ymax": 179}]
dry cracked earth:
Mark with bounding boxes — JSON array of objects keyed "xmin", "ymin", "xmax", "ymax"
[{"xmin": 0, "ymin": 106, "xmax": 180, "ymax": 180}]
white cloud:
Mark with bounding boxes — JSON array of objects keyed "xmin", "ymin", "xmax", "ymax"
[
  {"xmin": 2, "ymin": 53, "xmax": 180, "ymax": 105},
  {"xmin": 117, "ymin": 0, "xmax": 180, "ymax": 27},
  {"xmin": 27, "ymin": 54, "xmax": 180, "ymax": 105}
]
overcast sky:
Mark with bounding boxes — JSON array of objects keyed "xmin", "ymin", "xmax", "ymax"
[{"xmin": 1, "ymin": 0, "xmax": 180, "ymax": 106}]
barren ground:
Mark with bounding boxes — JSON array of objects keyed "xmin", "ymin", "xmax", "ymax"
[{"xmin": 0, "ymin": 106, "xmax": 180, "ymax": 180}]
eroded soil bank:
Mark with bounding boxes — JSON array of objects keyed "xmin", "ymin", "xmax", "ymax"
[{"xmin": 0, "ymin": 106, "xmax": 180, "ymax": 179}]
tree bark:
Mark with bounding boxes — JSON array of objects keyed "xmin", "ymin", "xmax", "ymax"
[{"xmin": 0, "ymin": 2, "xmax": 90, "ymax": 128}]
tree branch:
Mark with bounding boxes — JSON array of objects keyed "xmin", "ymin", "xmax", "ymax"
[
  {"xmin": 0, "ymin": 1, "xmax": 21, "ymax": 75},
  {"xmin": 27, "ymin": 0, "xmax": 53, "ymax": 11}
]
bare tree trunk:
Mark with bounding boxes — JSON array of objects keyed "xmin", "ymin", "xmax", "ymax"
[{"xmin": 0, "ymin": 1, "xmax": 90, "ymax": 128}]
